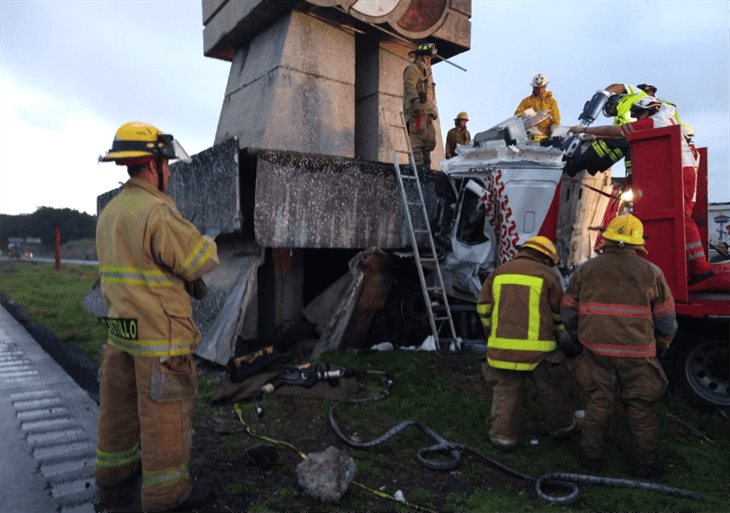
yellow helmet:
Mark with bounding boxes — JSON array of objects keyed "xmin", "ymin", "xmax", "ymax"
[
  {"xmin": 602, "ymin": 214, "xmax": 647, "ymax": 251},
  {"xmin": 455, "ymin": 111, "xmax": 469, "ymax": 121},
  {"xmin": 521, "ymin": 236, "xmax": 559, "ymax": 265},
  {"xmin": 99, "ymin": 122, "xmax": 190, "ymax": 165}
]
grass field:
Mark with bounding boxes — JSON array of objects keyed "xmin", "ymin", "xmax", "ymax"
[
  {"xmin": 1, "ymin": 259, "xmax": 727, "ymax": 511},
  {"xmin": 0, "ymin": 260, "xmax": 106, "ymax": 360}
]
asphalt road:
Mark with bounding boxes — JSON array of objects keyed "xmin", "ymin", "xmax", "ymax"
[{"xmin": 0, "ymin": 304, "xmax": 99, "ymax": 513}]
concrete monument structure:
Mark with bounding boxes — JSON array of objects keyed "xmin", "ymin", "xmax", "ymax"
[
  {"xmin": 93, "ymin": 1, "xmax": 472, "ymax": 365},
  {"xmin": 204, "ymin": 0, "xmax": 471, "ymax": 164}
]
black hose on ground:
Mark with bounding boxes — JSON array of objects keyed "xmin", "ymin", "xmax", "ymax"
[{"xmin": 327, "ymin": 375, "xmax": 705, "ymax": 505}]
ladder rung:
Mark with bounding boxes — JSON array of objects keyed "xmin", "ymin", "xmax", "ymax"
[
  {"xmin": 413, "ymin": 229, "xmax": 430, "ymax": 234},
  {"xmin": 400, "ymin": 175, "xmax": 417, "ymax": 180},
  {"xmin": 427, "ymin": 286, "xmax": 444, "ymax": 292},
  {"xmin": 395, "ymin": 149, "xmax": 411, "ymax": 154},
  {"xmin": 433, "ymin": 316, "xmax": 451, "ymax": 322}
]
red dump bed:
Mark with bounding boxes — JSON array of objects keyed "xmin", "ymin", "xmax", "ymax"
[{"xmin": 628, "ymin": 125, "xmax": 730, "ymax": 317}]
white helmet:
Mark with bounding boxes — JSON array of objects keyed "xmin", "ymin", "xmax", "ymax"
[{"xmin": 531, "ymin": 73, "xmax": 549, "ymax": 87}]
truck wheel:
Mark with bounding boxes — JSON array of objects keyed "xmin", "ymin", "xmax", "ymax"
[
  {"xmin": 669, "ymin": 336, "xmax": 730, "ymax": 409},
  {"xmin": 382, "ymin": 279, "xmax": 430, "ymax": 346}
]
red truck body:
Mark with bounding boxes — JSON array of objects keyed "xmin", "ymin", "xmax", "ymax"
[
  {"xmin": 627, "ymin": 124, "xmax": 729, "ymax": 409},
  {"xmin": 629, "ymin": 124, "xmax": 730, "ymax": 315}
]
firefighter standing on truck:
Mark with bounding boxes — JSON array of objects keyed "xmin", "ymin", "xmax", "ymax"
[
  {"xmin": 445, "ymin": 111, "xmax": 471, "ymax": 159},
  {"xmin": 94, "ymin": 122, "xmax": 220, "ymax": 512},
  {"xmin": 561, "ymin": 214, "xmax": 677, "ymax": 477},
  {"xmin": 477, "ymin": 236, "xmax": 577, "ymax": 451},
  {"xmin": 570, "ymin": 97, "xmax": 714, "ymax": 283},
  {"xmin": 403, "ymin": 42, "xmax": 438, "ymax": 168},
  {"xmin": 514, "ymin": 74, "xmax": 561, "ymax": 139}
]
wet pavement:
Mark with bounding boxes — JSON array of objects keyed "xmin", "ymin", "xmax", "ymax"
[{"xmin": 0, "ymin": 305, "xmax": 99, "ymax": 513}]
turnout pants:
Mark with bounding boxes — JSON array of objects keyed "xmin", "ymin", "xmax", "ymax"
[
  {"xmin": 482, "ymin": 356, "xmax": 575, "ymax": 446},
  {"xmin": 575, "ymin": 350, "xmax": 667, "ymax": 465},
  {"xmin": 407, "ymin": 115, "xmax": 436, "ymax": 167},
  {"xmin": 683, "ymin": 166, "xmax": 712, "ymax": 276},
  {"xmin": 94, "ymin": 346, "xmax": 196, "ymax": 512}
]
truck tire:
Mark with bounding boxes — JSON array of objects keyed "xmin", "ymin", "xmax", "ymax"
[
  {"xmin": 666, "ymin": 334, "xmax": 730, "ymax": 410},
  {"xmin": 382, "ymin": 279, "xmax": 430, "ymax": 346}
]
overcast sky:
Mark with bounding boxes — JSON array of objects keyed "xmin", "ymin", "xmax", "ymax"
[{"xmin": 1, "ymin": 0, "xmax": 728, "ymax": 217}]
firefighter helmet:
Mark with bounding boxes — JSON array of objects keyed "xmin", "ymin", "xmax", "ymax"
[
  {"xmin": 531, "ymin": 74, "xmax": 549, "ymax": 88},
  {"xmin": 454, "ymin": 112, "xmax": 469, "ymax": 121},
  {"xmin": 602, "ymin": 214, "xmax": 647, "ymax": 250},
  {"xmin": 520, "ymin": 236, "xmax": 559, "ymax": 265},
  {"xmin": 99, "ymin": 122, "xmax": 191, "ymax": 165},
  {"xmin": 637, "ymin": 83, "xmax": 657, "ymax": 95},
  {"xmin": 410, "ymin": 42, "xmax": 437, "ymax": 57}
]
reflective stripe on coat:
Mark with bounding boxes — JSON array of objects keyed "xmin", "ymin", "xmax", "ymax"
[
  {"xmin": 96, "ymin": 178, "xmax": 220, "ymax": 357},
  {"xmin": 560, "ymin": 245, "xmax": 677, "ymax": 357},
  {"xmin": 477, "ymin": 252, "xmax": 563, "ymax": 371}
]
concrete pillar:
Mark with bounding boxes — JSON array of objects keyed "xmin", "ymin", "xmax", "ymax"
[
  {"xmin": 215, "ymin": 10, "xmax": 356, "ymax": 158},
  {"xmin": 354, "ymin": 37, "xmax": 444, "ymax": 168},
  {"xmin": 258, "ymin": 248, "xmax": 304, "ymax": 339}
]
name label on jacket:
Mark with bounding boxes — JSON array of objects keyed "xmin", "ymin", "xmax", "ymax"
[{"xmin": 98, "ymin": 317, "xmax": 139, "ymax": 340}]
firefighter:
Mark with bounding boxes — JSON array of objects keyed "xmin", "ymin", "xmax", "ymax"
[
  {"xmin": 403, "ymin": 42, "xmax": 438, "ymax": 167},
  {"xmin": 561, "ymin": 214, "xmax": 677, "ymax": 477},
  {"xmin": 569, "ymin": 97, "xmax": 714, "ymax": 283},
  {"xmin": 514, "ymin": 74, "xmax": 561, "ymax": 139},
  {"xmin": 477, "ymin": 236, "xmax": 577, "ymax": 450},
  {"xmin": 445, "ymin": 111, "xmax": 471, "ymax": 159},
  {"xmin": 95, "ymin": 122, "xmax": 220, "ymax": 512},
  {"xmin": 564, "ymin": 83, "xmax": 657, "ymax": 177}
]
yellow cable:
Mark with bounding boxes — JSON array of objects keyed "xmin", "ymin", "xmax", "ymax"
[{"xmin": 233, "ymin": 403, "xmax": 437, "ymax": 513}]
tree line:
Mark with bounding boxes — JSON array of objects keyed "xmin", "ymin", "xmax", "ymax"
[{"xmin": 0, "ymin": 207, "xmax": 96, "ymax": 248}]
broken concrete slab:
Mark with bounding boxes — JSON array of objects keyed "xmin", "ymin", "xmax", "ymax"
[
  {"xmin": 308, "ymin": 249, "xmax": 394, "ymax": 358},
  {"xmin": 253, "ymin": 149, "xmax": 453, "ymax": 248},
  {"xmin": 194, "ymin": 240, "xmax": 263, "ymax": 365},
  {"xmin": 296, "ymin": 446, "xmax": 356, "ymax": 503}
]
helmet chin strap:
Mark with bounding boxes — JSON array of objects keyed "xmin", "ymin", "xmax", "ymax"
[{"xmin": 156, "ymin": 157, "xmax": 164, "ymax": 191}]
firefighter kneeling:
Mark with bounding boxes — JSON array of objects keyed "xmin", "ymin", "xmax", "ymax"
[
  {"xmin": 477, "ymin": 236, "xmax": 577, "ymax": 451},
  {"xmin": 561, "ymin": 214, "xmax": 677, "ymax": 477}
]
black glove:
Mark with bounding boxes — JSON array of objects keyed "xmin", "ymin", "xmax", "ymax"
[
  {"xmin": 184, "ymin": 277, "xmax": 208, "ymax": 300},
  {"xmin": 557, "ymin": 331, "xmax": 582, "ymax": 358}
]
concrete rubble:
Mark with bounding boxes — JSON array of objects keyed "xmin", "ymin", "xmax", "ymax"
[{"xmin": 296, "ymin": 445, "xmax": 356, "ymax": 503}]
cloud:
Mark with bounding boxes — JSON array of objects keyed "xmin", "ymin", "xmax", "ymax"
[{"xmin": 0, "ymin": 77, "xmax": 129, "ymax": 215}]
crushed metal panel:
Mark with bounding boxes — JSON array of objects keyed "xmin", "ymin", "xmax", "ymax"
[
  {"xmin": 167, "ymin": 138, "xmax": 241, "ymax": 235},
  {"xmin": 194, "ymin": 240, "xmax": 264, "ymax": 366},
  {"xmin": 253, "ymin": 150, "xmax": 451, "ymax": 248}
]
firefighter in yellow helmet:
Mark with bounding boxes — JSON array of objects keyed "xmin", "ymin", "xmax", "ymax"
[
  {"xmin": 561, "ymin": 214, "xmax": 677, "ymax": 477},
  {"xmin": 514, "ymin": 74, "xmax": 561, "ymax": 139},
  {"xmin": 403, "ymin": 42, "xmax": 439, "ymax": 167},
  {"xmin": 94, "ymin": 122, "xmax": 220, "ymax": 512},
  {"xmin": 445, "ymin": 111, "xmax": 471, "ymax": 159},
  {"xmin": 477, "ymin": 236, "xmax": 577, "ymax": 450}
]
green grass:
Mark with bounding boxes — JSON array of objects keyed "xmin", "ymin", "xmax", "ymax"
[
  {"xmin": 0, "ymin": 261, "xmax": 106, "ymax": 360},
  {"xmin": 212, "ymin": 350, "xmax": 728, "ymax": 513},
  {"xmin": 2, "ymin": 261, "xmax": 726, "ymax": 512}
]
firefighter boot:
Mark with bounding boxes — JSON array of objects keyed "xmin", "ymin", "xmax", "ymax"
[{"xmin": 159, "ymin": 484, "xmax": 217, "ymax": 512}]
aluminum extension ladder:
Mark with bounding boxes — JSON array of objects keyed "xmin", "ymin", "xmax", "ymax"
[{"xmin": 382, "ymin": 110, "xmax": 458, "ymax": 350}]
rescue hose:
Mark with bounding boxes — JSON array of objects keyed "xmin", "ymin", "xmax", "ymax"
[
  {"xmin": 233, "ymin": 400, "xmax": 438, "ymax": 513},
  {"xmin": 327, "ymin": 374, "xmax": 706, "ymax": 505}
]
